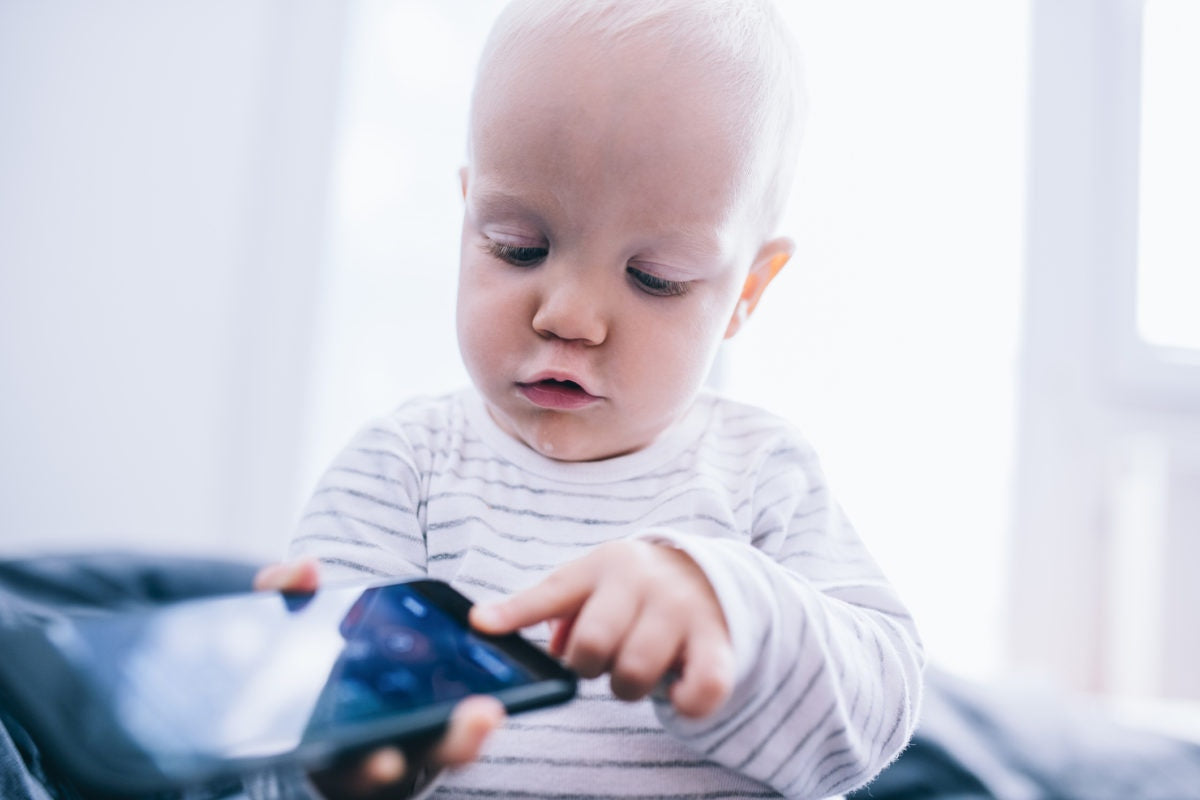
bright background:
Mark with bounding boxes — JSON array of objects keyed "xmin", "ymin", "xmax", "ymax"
[{"xmin": 2, "ymin": 0, "xmax": 1197, "ymax": 704}]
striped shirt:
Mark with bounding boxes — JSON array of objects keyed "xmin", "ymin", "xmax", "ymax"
[{"xmin": 268, "ymin": 388, "xmax": 922, "ymax": 799}]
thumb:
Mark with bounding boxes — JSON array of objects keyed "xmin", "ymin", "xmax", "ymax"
[{"xmin": 253, "ymin": 559, "xmax": 320, "ymax": 593}]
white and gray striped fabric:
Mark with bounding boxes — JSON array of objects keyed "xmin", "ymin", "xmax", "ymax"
[{"xmin": 276, "ymin": 388, "xmax": 923, "ymax": 800}]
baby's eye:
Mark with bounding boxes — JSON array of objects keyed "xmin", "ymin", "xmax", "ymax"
[
  {"xmin": 487, "ymin": 240, "xmax": 547, "ymax": 267},
  {"xmin": 627, "ymin": 266, "xmax": 689, "ymax": 297}
]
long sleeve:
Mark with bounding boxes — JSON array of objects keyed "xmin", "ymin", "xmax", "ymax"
[
  {"xmin": 641, "ymin": 438, "xmax": 924, "ymax": 799},
  {"xmin": 289, "ymin": 417, "xmax": 432, "ymax": 584}
]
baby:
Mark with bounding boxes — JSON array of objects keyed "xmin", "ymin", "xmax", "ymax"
[{"xmin": 253, "ymin": 1, "xmax": 924, "ymax": 797}]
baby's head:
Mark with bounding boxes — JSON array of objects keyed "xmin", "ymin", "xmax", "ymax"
[{"xmin": 456, "ymin": 0, "xmax": 805, "ymax": 462}]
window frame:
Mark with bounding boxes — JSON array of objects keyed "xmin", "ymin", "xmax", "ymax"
[
  {"xmin": 1011, "ymin": 0, "xmax": 1200, "ymax": 699},
  {"xmin": 1107, "ymin": 0, "xmax": 1200, "ymax": 407}
]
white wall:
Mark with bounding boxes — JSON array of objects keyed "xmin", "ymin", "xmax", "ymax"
[{"xmin": 0, "ymin": 2, "xmax": 347, "ymax": 562}]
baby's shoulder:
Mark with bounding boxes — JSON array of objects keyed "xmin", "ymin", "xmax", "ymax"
[
  {"xmin": 698, "ymin": 392, "xmax": 820, "ymax": 464},
  {"xmin": 701, "ymin": 392, "xmax": 810, "ymax": 441},
  {"xmin": 385, "ymin": 390, "xmax": 465, "ymax": 426},
  {"xmin": 352, "ymin": 390, "xmax": 470, "ymax": 453}
]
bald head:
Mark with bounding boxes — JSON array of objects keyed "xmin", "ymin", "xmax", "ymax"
[{"xmin": 467, "ymin": 0, "xmax": 806, "ymax": 238}]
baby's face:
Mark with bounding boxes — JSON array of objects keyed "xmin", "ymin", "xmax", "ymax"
[{"xmin": 457, "ymin": 36, "xmax": 764, "ymax": 461}]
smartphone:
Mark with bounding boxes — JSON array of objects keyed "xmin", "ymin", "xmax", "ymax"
[{"xmin": 0, "ymin": 578, "xmax": 576, "ymax": 797}]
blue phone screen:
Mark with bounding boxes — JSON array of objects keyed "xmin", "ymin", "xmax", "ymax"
[
  {"xmin": 306, "ymin": 583, "xmax": 531, "ymax": 729},
  {"xmin": 60, "ymin": 582, "xmax": 537, "ymax": 764}
]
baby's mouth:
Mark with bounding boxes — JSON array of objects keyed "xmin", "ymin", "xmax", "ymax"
[
  {"xmin": 517, "ymin": 378, "xmax": 599, "ymax": 410},
  {"xmin": 537, "ymin": 378, "xmax": 583, "ymax": 391}
]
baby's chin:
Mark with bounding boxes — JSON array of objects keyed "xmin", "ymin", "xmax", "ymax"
[
  {"xmin": 515, "ymin": 415, "xmax": 657, "ymax": 463},
  {"xmin": 483, "ymin": 397, "xmax": 662, "ymax": 462},
  {"xmin": 521, "ymin": 430, "xmax": 644, "ymax": 463}
]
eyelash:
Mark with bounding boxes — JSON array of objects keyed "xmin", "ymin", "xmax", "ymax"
[
  {"xmin": 627, "ymin": 267, "xmax": 689, "ymax": 297},
  {"xmin": 486, "ymin": 240, "xmax": 689, "ymax": 297},
  {"xmin": 487, "ymin": 241, "xmax": 547, "ymax": 266}
]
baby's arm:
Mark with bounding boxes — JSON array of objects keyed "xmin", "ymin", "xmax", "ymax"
[
  {"xmin": 644, "ymin": 444, "xmax": 925, "ymax": 798},
  {"xmin": 288, "ymin": 418, "xmax": 432, "ymax": 583},
  {"xmin": 474, "ymin": 437, "xmax": 923, "ymax": 799}
]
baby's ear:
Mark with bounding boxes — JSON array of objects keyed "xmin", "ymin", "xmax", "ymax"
[
  {"xmin": 724, "ymin": 237, "xmax": 793, "ymax": 339},
  {"xmin": 459, "ymin": 166, "xmax": 469, "ymax": 200}
]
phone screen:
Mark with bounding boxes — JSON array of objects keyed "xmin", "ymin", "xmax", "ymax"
[{"xmin": 14, "ymin": 580, "xmax": 574, "ymax": 793}]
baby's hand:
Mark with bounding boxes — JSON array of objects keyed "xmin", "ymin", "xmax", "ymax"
[
  {"xmin": 471, "ymin": 540, "xmax": 733, "ymax": 718},
  {"xmin": 253, "ymin": 559, "xmax": 504, "ymax": 799}
]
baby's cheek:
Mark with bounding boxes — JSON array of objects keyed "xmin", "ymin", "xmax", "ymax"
[
  {"xmin": 457, "ymin": 284, "xmax": 516, "ymax": 366},
  {"xmin": 645, "ymin": 325, "xmax": 717, "ymax": 396}
]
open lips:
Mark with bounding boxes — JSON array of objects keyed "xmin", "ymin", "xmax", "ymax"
[{"xmin": 517, "ymin": 378, "xmax": 599, "ymax": 410}]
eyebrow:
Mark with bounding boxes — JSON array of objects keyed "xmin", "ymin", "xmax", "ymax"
[
  {"xmin": 468, "ymin": 186, "xmax": 556, "ymax": 225},
  {"xmin": 469, "ymin": 188, "xmax": 519, "ymax": 213},
  {"xmin": 654, "ymin": 224, "xmax": 728, "ymax": 260},
  {"xmin": 633, "ymin": 221, "xmax": 733, "ymax": 275}
]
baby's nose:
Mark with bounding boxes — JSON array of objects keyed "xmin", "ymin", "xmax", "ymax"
[{"xmin": 531, "ymin": 273, "xmax": 608, "ymax": 345}]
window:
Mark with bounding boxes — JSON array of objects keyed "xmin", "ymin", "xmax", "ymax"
[
  {"xmin": 1013, "ymin": 0, "xmax": 1200, "ymax": 703},
  {"xmin": 1137, "ymin": 0, "xmax": 1200, "ymax": 354}
]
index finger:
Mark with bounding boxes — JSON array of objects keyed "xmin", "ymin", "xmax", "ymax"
[{"xmin": 470, "ymin": 560, "xmax": 596, "ymax": 634}]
